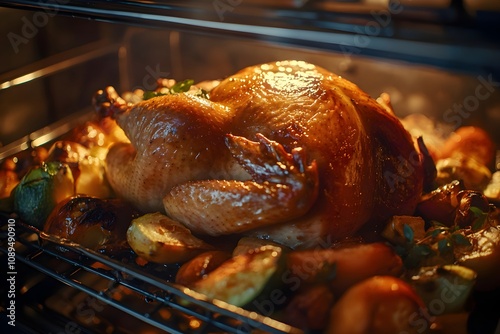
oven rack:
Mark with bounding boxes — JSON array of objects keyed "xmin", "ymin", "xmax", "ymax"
[{"xmin": 0, "ymin": 216, "xmax": 302, "ymax": 334}]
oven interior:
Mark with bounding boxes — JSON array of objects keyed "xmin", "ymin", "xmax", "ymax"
[{"xmin": 1, "ymin": 1, "xmax": 500, "ymax": 333}]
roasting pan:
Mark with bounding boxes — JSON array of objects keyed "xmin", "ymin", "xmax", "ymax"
[{"xmin": 1, "ymin": 1, "xmax": 500, "ymax": 333}]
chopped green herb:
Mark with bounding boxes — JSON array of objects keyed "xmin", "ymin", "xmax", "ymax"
[
  {"xmin": 450, "ymin": 233, "xmax": 472, "ymax": 247},
  {"xmin": 170, "ymin": 79, "xmax": 194, "ymax": 94},
  {"xmin": 143, "ymin": 79, "xmax": 204, "ymax": 101},
  {"xmin": 403, "ymin": 224, "xmax": 414, "ymax": 243},
  {"xmin": 143, "ymin": 91, "xmax": 167, "ymax": 100},
  {"xmin": 470, "ymin": 206, "xmax": 488, "ymax": 231}
]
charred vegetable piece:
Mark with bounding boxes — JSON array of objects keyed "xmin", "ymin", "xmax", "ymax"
[
  {"xmin": 416, "ymin": 180, "xmax": 465, "ymax": 227},
  {"xmin": 326, "ymin": 276, "xmax": 428, "ymax": 334},
  {"xmin": 286, "ymin": 242, "xmax": 403, "ymax": 296},
  {"xmin": 13, "ymin": 161, "xmax": 74, "ymax": 228},
  {"xmin": 284, "ymin": 283, "xmax": 335, "ymax": 331},
  {"xmin": 456, "ymin": 225, "xmax": 500, "ymax": 291},
  {"xmin": 409, "ymin": 265, "xmax": 476, "ymax": 315},
  {"xmin": 127, "ymin": 212, "xmax": 213, "ymax": 264},
  {"xmin": 44, "ymin": 196, "xmax": 139, "ymax": 251},
  {"xmin": 189, "ymin": 245, "xmax": 285, "ymax": 307},
  {"xmin": 454, "ymin": 191, "xmax": 490, "ymax": 228},
  {"xmin": 382, "ymin": 215, "xmax": 426, "ymax": 246},
  {"xmin": 435, "ymin": 155, "xmax": 492, "ymax": 191},
  {"xmin": 175, "ymin": 250, "xmax": 231, "ymax": 286}
]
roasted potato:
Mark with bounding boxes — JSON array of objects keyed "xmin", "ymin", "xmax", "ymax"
[
  {"xmin": 286, "ymin": 242, "xmax": 403, "ymax": 296},
  {"xmin": 175, "ymin": 250, "xmax": 231, "ymax": 286},
  {"xmin": 127, "ymin": 212, "xmax": 214, "ymax": 264},
  {"xmin": 409, "ymin": 265, "xmax": 476, "ymax": 315},
  {"xmin": 44, "ymin": 196, "xmax": 139, "ymax": 251},
  {"xmin": 326, "ymin": 276, "xmax": 428, "ymax": 334},
  {"xmin": 47, "ymin": 140, "xmax": 112, "ymax": 198},
  {"xmin": 457, "ymin": 225, "xmax": 500, "ymax": 291}
]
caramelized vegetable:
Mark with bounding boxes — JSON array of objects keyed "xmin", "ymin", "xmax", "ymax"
[
  {"xmin": 326, "ymin": 276, "xmax": 428, "ymax": 334},
  {"xmin": 0, "ymin": 169, "xmax": 18, "ymax": 199},
  {"xmin": 175, "ymin": 250, "xmax": 231, "ymax": 286},
  {"xmin": 438, "ymin": 126, "xmax": 495, "ymax": 167},
  {"xmin": 416, "ymin": 180, "xmax": 465, "ymax": 226},
  {"xmin": 409, "ymin": 265, "xmax": 476, "ymax": 315},
  {"xmin": 126, "ymin": 212, "xmax": 213, "ymax": 264},
  {"xmin": 232, "ymin": 236, "xmax": 287, "ymax": 257},
  {"xmin": 284, "ymin": 283, "xmax": 335, "ymax": 331},
  {"xmin": 47, "ymin": 140, "xmax": 112, "ymax": 198},
  {"xmin": 456, "ymin": 225, "xmax": 500, "ymax": 291},
  {"xmin": 286, "ymin": 242, "xmax": 403, "ymax": 296},
  {"xmin": 189, "ymin": 245, "xmax": 285, "ymax": 307},
  {"xmin": 44, "ymin": 196, "xmax": 138, "ymax": 251},
  {"xmin": 435, "ymin": 155, "xmax": 492, "ymax": 191}
]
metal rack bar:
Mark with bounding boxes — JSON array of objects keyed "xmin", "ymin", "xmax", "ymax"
[{"xmin": 0, "ymin": 218, "xmax": 302, "ymax": 334}]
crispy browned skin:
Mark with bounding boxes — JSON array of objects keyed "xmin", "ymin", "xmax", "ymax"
[{"xmin": 100, "ymin": 60, "xmax": 424, "ymax": 248}]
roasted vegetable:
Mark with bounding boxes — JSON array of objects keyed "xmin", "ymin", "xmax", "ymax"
[
  {"xmin": 382, "ymin": 215, "xmax": 426, "ymax": 246},
  {"xmin": 435, "ymin": 156, "xmax": 492, "ymax": 191},
  {"xmin": 47, "ymin": 140, "xmax": 112, "ymax": 198},
  {"xmin": 13, "ymin": 161, "xmax": 75, "ymax": 228},
  {"xmin": 284, "ymin": 283, "xmax": 335, "ymax": 331},
  {"xmin": 416, "ymin": 180, "xmax": 465, "ymax": 227},
  {"xmin": 438, "ymin": 126, "xmax": 495, "ymax": 167},
  {"xmin": 326, "ymin": 276, "xmax": 428, "ymax": 334},
  {"xmin": 232, "ymin": 236, "xmax": 286, "ymax": 257},
  {"xmin": 0, "ymin": 169, "xmax": 18, "ymax": 199},
  {"xmin": 286, "ymin": 242, "xmax": 403, "ymax": 296},
  {"xmin": 484, "ymin": 171, "xmax": 500, "ymax": 201},
  {"xmin": 44, "ymin": 196, "xmax": 139, "ymax": 251},
  {"xmin": 456, "ymin": 225, "xmax": 500, "ymax": 291},
  {"xmin": 175, "ymin": 250, "xmax": 231, "ymax": 286},
  {"xmin": 189, "ymin": 245, "xmax": 285, "ymax": 307},
  {"xmin": 127, "ymin": 212, "xmax": 213, "ymax": 264},
  {"xmin": 409, "ymin": 265, "xmax": 476, "ymax": 315}
]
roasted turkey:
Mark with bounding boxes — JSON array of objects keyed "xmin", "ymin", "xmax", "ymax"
[{"xmin": 94, "ymin": 60, "xmax": 425, "ymax": 248}]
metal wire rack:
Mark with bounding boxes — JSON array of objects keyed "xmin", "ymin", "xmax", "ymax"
[{"xmin": 0, "ymin": 215, "xmax": 302, "ymax": 333}]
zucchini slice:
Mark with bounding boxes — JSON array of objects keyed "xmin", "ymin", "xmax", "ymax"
[{"xmin": 191, "ymin": 245, "xmax": 284, "ymax": 307}]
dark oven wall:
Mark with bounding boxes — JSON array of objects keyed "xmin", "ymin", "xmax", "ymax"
[{"xmin": 1, "ymin": 6, "xmax": 499, "ymax": 148}]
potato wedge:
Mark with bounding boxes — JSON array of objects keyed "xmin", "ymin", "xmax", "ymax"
[
  {"xmin": 326, "ymin": 276, "xmax": 427, "ymax": 334},
  {"xmin": 457, "ymin": 225, "xmax": 500, "ymax": 290},
  {"xmin": 175, "ymin": 250, "xmax": 231, "ymax": 286},
  {"xmin": 189, "ymin": 245, "xmax": 285, "ymax": 307},
  {"xmin": 127, "ymin": 212, "xmax": 213, "ymax": 264}
]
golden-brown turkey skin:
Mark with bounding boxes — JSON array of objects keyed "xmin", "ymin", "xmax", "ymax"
[
  {"xmin": 106, "ymin": 93, "xmax": 245, "ymax": 213},
  {"xmin": 104, "ymin": 60, "xmax": 424, "ymax": 248}
]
